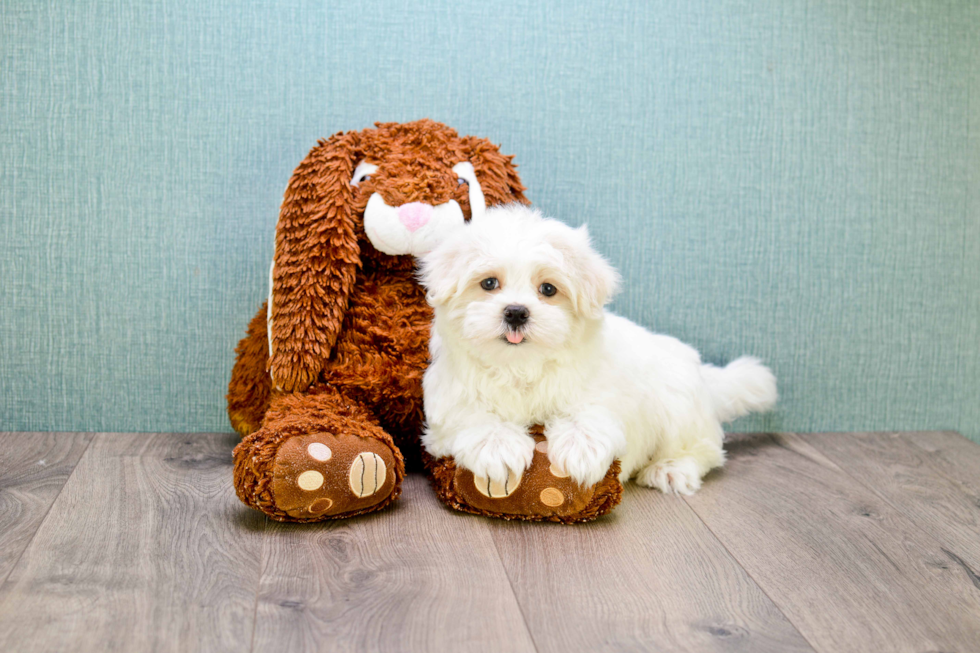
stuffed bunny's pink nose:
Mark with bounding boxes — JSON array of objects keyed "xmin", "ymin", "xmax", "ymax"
[{"xmin": 397, "ymin": 202, "xmax": 432, "ymax": 232}]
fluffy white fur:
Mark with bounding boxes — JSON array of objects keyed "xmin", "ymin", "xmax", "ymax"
[{"xmin": 418, "ymin": 204, "xmax": 777, "ymax": 495}]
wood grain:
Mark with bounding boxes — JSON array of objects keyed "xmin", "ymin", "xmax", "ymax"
[
  {"xmin": 0, "ymin": 432, "xmax": 267, "ymax": 653},
  {"xmin": 900, "ymin": 430, "xmax": 980, "ymax": 490},
  {"xmin": 684, "ymin": 432, "xmax": 980, "ymax": 653},
  {"xmin": 3, "ymin": 431, "xmax": 980, "ymax": 653},
  {"xmin": 806, "ymin": 431, "xmax": 980, "ymax": 573},
  {"xmin": 251, "ymin": 473, "xmax": 537, "ymax": 653},
  {"xmin": 0, "ymin": 432, "xmax": 93, "ymax": 584},
  {"xmin": 490, "ymin": 484, "xmax": 814, "ymax": 653}
]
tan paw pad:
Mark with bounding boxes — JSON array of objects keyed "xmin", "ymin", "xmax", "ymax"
[
  {"xmin": 296, "ymin": 470, "xmax": 324, "ymax": 491},
  {"xmin": 473, "ymin": 469, "xmax": 522, "ymax": 498},
  {"xmin": 349, "ymin": 452, "xmax": 387, "ymax": 498},
  {"xmin": 549, "ymin": 463, "xmax": 569, "ymax": 478},
  {"xmin": 539, "ymin": 487, "xmax": 564, "ymax": 507},
  {"xmin": 307, "ymin": 498, "xmax": 333, "ymax": 514},
  {"xmin": 307, "ymin": 442, "xmax": 332, "ymax": 461}
]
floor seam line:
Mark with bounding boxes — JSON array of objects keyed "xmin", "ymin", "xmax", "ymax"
[
  {"xmin": 247, "ymin": 516, "xmax": 269, "ymax": 653},
  {"xmin": 680, "ymin": 492, "xmax": 822, "ymax": 653},
  {"xmin": 0, "ymin": 431, "xmax": 98, "ymax": 590},
  {"xmin": 488, "ymin": 524, "xmax": 543, "ymax": 653}
]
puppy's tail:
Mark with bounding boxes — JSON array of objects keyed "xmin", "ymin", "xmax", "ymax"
[{"xmin": 701, "ymin": 357, "xmax": 777, "ymax": 423}]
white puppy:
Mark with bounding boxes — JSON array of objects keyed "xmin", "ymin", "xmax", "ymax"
[{"xmin": 418, "ymin": 204, "xmax": 777, "ymax": 495}]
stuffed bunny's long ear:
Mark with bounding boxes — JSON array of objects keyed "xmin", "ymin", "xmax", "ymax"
[{"xmin": 268, "ymin": 131, "xmax": 361, "ymax": 392}]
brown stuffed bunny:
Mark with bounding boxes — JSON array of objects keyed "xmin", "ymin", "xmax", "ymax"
[{"xmin": 229, "ymin": 120, "xmax": 622, "ymax": 523}]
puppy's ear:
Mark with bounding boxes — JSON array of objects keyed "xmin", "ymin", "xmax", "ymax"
[
  {"xmin": 558, "ymin": 225, "xmax": 621, "ymax": 319},
  {"xmin": 268, "ymin": 130, "xmax": 363, "ymax": 392}
]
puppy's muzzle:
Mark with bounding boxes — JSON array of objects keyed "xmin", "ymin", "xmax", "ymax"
[{"xmin": 503, "ymin": 304, "xmax": 530, "ymax": 327}]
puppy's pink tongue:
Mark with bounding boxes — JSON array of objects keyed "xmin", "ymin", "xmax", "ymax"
[{"xmin": 506, "ymin": 332, "xmax": 524, "ymax": 344}]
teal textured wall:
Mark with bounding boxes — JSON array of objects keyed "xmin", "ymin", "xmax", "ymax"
[{"xmin": 1, "ymin": 1, "xmax": 978, "ymax": 440}]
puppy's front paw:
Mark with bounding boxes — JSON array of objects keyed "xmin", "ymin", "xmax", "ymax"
[
  {"xmin": 452, "ymin": 422, "xmax": 535, "ymax": 487},
  {"xmin": 635, "ymin": 458, "xmax": 703, "ymax": 495},
  {"xmin": 545, "ymin": 418, "xmax": 623, "ymax": 487}
]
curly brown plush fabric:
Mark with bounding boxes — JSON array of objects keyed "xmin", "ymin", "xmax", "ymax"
[
  {"xmin": 229, "ymin": 120, "xmax": 622, "ymax": 523},
  {"xmin": 227, "ymin": 303, "xmax": 272, "ymax": 436}
]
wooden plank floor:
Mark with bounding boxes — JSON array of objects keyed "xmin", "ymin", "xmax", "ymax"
[{"xmin": 1, "ymin": 431, "xmax": 979, "ymax": 653}]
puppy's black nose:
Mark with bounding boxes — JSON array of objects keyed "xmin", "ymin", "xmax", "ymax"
[{"xmin": 503, "ymin": 304, "xmax": 530, "ymax": 326}]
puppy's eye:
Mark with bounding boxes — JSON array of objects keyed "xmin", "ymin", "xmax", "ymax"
[
  {"xmin": 539, "ymin": 282, "xmax": 557, "ymax": 297},
  {"xmin": 480, "ymin": 278, "xmax": 499, "ymax": 291},
  {"xmin": 457, "ymin": 177, "xmax": 469, "ymax": 186}
]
